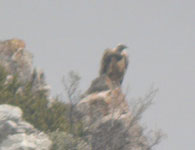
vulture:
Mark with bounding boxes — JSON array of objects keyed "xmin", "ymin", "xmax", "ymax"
[
  {"xmin": 99, "ymin": 44, "xmax": 129, "ymax": 85},
  {"xmin": 81, "ymin": 44, "xmax": 129, "ymax": 98}
]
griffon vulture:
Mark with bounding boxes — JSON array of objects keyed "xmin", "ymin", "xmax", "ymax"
[{"xmin": 99, "ymin": 44, "xmax": 128, "ymax": 85}]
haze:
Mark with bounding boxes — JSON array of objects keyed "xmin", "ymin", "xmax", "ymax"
[{"xmin": 0, "ymin": 1, "xmax": 194, "ymax": 150}]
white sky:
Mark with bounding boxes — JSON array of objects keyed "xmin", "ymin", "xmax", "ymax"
[{"xmin": 0, "ymin": 1, "xmax": 194, "ymax": 150}]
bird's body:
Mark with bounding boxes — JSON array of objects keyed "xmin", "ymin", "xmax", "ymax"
[
  {"xmin": 82, "ymin": 44, "xmax": 129, "ymax": 98},
  {"xmin": 99, "ymin": 44, "xmax": 128, "ymax": 85}
]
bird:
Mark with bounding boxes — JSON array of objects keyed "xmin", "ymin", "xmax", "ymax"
[
  {"xmin": 99, "ymin": 44, "xmax": 129, "ymax": 85},
  {"xmin": 81, "ymin": 44, "xmax": 129, "ymax": 98}
]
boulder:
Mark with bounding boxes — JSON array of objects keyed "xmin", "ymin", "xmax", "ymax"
[
  {"xmin": 0, "ymin": 39, "xmax": 51, "ymax": 99},
  {"xmin": 0, "ymin": 104, "xmax": 51, "ymax": 150},
  {"xmin": 77, "ymin": 88, "xmax": 148, "ymax": 150}
]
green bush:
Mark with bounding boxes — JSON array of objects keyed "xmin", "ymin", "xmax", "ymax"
[
  {"xmin": 0, "ymin": 65, "xmax": 83, "ymax": 135},
  {"xmin": 49, "ymin": 131, "xmax": 91, "ymax": 150}
]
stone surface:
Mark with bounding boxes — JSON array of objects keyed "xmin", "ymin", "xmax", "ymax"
[
  {"xmin": 0, "ymin": 39, "xmax": 33, "ymax": 83},
  {"xmin": 0, "ymin": 39, "xmax": 50, "ymax": 96},
  {"xmin": 77, "ymin": 89, "xmax": 149, "ymax": 150},
  {"xmin": 0, "ymin": 104, "xmax": 51, "ymax": 150}
]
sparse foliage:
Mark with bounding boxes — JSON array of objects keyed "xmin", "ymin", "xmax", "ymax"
[
  {"xmin": 83, "ymin": 87, "xmax": 164, "ymax": 150},
  {"xmin": 62, "ymin": 71, "xmax": 82, "ymax": 135},
  {"xmin": 49, "ymin": 131, "xmax": 91, "ymax": 150},
  {"xmin": 63, "ymin": 71, "xmax": 81, "ymax": 104},
  {"xmin": 0, "ymin": 65, "xmax": 78, "ymax": 133}
]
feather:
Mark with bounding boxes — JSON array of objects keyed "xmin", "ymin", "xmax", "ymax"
[{"xmin": 99, "ymin": 45, "xmax": 129, "ymax": 85}]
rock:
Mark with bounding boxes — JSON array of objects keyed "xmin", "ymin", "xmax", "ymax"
[
  {"xmin": 0, "ymin": 104, "xmax": 51, "ymax": 150},
  {"xmin": 0, "ymin": 39, "xmax": 33, "ymax": 83},
  {"xmin": 0, "ymin": 39, "xmax": 51, "ymax": 98},
  {"xmin": 77, "ymin": 89, "xmax": 149, "ymax": 150}
]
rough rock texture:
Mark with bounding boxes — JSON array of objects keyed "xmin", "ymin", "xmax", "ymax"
[
  {"xmin": 0, "ymin": 39, "xmax": 33, "ymax": 83},
  {"xmin": 0, "ymin": 104, "xmax": 51, "ymax": 150},
  {"xmin": 77, "ymin": 88, "xmax": 149, "ymax": 150},
  {"xmin": 0, "ymin": 39, "xmax": 50, "ymax": 95}
]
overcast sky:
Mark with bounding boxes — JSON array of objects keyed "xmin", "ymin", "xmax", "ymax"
[{"xmin": 0, "ymin": 0, "xmax": 194, "ymax": 150}]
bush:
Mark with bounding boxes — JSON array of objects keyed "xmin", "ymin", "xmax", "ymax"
[
  {"xmin": 49, "ymin": 131, "xmax": 91, "ymax": 150},
  {"xmin": 0, "ymin": 65, "xmax": 83, "ymax": 135}
]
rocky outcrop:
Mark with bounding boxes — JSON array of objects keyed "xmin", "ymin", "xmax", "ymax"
[
  {"xmin": 75, "ymin": 44, "xmax": 160, "ymax": 150},
  {"xmin": 0, "ymin": 39, "xmax": 161, "ymax": 150},
  {"xmin": 0, "ymin": 39, "xmax": 50, "ymax": 96},
  {"xmin": 0, "ymin": 104, "xmax": 51, "ymax": 150},
  {"xmin": 0, "ymin": 39, "xmax": 33, "ymax": 83},
  {"xmin": 77, "ymin": 88, "xmax": 149, "ymax": 150}
]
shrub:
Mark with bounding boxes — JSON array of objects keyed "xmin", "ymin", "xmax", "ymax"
[
  {"xmin": 49, "ymin": 131, "xmax": 91, "ymax": 150},
  {"xmin": 0, "ymin": 65, "xmax": 83, "ymax": 135}
]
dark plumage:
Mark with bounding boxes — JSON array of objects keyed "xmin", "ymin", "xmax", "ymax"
[
  {"xmin": 81, "ymin": 75, "xmax": 111, "ymax": 98},
  {"xmin": 81, "ymin": 44, "xmax": 129, "ymax": 98},
  {"xmin": 99, "ymin": 44, "xmax": 128, "ymax": 85}
]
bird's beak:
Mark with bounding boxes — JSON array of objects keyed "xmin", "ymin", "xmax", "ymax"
[{"xmin": 122, "ymin": 46, "xmax": 128, "ymax": 51}]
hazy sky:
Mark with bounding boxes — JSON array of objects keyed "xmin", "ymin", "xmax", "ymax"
[{"xmin": 0, "ymin": 1, "xmax": 194, "ymax": 150}]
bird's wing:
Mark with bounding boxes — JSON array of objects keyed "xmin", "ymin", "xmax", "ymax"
[
  {"xmin": 124, "ymin": 52, "xmax": 129, "ymax": 70},
  {"xmin": 118, "ymin": 51, "xmax": 129, "ymax": 84},
  {"xmin": 99, "ymin": 48, "xmax": 114, "ymax": 75}
]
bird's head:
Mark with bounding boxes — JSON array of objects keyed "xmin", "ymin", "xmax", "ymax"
[{"xmin": 115, "ymin": 44, "xmax": 128, "ymax": 53}]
